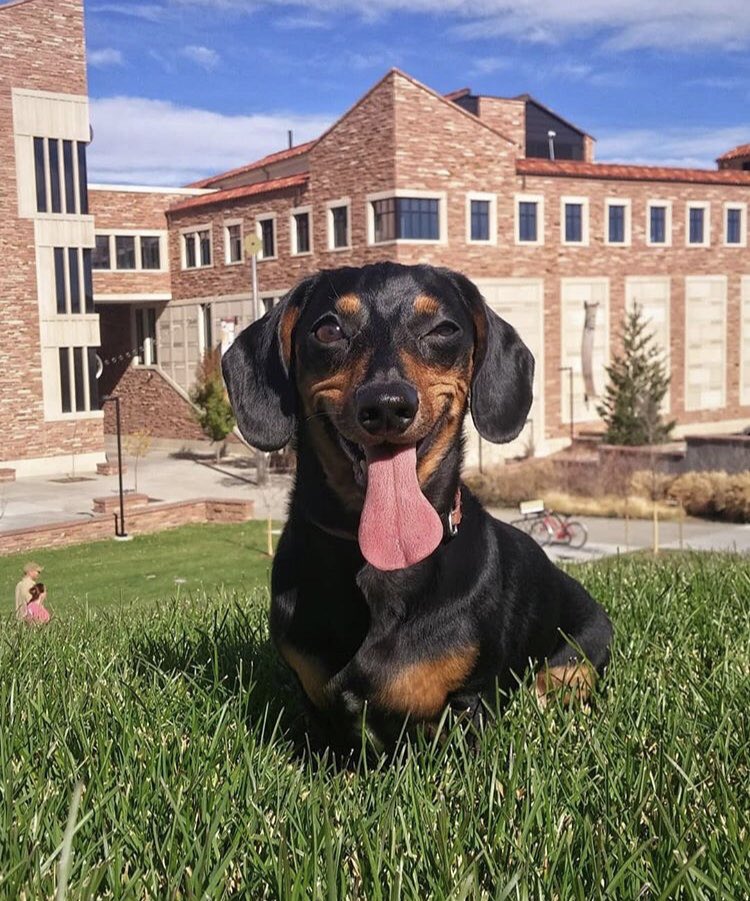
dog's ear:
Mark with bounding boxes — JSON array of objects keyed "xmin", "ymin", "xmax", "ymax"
[
  {"xmin": 446, "ymin": 270, "xmax": 535, "ymax": 444},
  {"xmin": 221, "ymin": 275, "xmax": 318, "ymax": 451}
]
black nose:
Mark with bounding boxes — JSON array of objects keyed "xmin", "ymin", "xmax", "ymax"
[{"xmin": 356, "ymin": 382, "xmax": 419, "ymax": 436}]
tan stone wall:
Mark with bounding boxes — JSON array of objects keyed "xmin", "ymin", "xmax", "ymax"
[
  {"xmin": 476, "ymin": 96, "xmax": 525, "ymax": 150},
  {"xmin": 0, "ymin": 0, "xmax": 104, "ymax": 467}
]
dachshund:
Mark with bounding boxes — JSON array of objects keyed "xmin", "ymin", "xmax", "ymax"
[{"xmin": 223, "ymin": 263, "xmax": 612, "ymax": 751}]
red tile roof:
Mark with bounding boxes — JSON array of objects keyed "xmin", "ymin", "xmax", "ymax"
[
  {"xmin": 188, "ymin": 140, "xmax": 316, "ymax": 189},
  {"xmin": 516, "ymin": 158, "xmax": 750, "ymax": 185},
  {"xmin": 716, "ymin": 143, "xmax": 750, "ymax": 162},
  {"xmin": 168, "ymin": 173, "xmax": 309, "ymax": 214}
]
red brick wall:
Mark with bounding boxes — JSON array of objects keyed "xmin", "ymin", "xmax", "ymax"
[{"xmin": 0, "ymin": 0, "xmax": 104, "ymax": 467}]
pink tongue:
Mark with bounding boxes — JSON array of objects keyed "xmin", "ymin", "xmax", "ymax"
[{"xmin": 358, "ymin": 444, "xmax": 444, "ymax": 571}]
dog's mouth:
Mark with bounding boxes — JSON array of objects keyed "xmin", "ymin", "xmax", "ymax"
[{"xmin": 327, "ymin": 420, "xmax": 447, "ymax": 572}]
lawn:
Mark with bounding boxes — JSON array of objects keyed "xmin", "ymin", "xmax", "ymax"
[
  {"xmin": 0, "ymin": 550, "xmax": 748, "ymax": 898},
  {"xmin": 0, "ymin": 522, "xmax": 274, "ymax": 614}
]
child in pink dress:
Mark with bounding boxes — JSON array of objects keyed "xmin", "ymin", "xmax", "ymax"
[{"xmin": 26, "ymin": 582, "xmax": 51, "ymax": 624}]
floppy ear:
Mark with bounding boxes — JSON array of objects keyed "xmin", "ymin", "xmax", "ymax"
[
  {"xmin": 221, "ymin": 275, "xmax": 317, "ymax": 451},
  {"xmin": 446, "ymin": 270, "xmax": 535, "ymax": 444}
]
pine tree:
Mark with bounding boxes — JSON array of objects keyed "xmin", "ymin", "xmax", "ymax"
[
  {"xmin": 191, "ymin": 348, "xmax": 236, "ymax": 460},
  {"xmin": 596, "ymin": 304, "xmax": 675, "ymax": 446}
]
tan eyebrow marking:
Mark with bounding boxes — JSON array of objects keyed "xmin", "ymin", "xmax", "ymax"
[
  {"xmin": 414, "ymin": 294, "xmax": 441, "ymax": 316},
  {"xmin": 335, "ymin": 293, "xmax": 361, "ymax": 316}
]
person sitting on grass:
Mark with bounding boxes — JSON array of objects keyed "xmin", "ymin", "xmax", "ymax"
[
  {"xmin": 25, "ymin": 583, "xmax": 51, "ymax": 624},
  {"xmin": 14, "ymin": 561, "xmax": 42, "ymax": 622}
]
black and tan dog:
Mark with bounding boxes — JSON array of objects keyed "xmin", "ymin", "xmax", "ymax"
[{"xmin": 223, "ymin": 263, "xmax": 612, "ymax": 750}]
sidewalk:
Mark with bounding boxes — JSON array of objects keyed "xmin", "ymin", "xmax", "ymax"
[{"xmin": 0, "ymin": 450, "xmax": 292, "ymax": 534}]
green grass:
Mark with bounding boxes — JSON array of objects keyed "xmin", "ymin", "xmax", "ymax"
[
  {"xmin": 1, "ymin": 552, "xmax": 749, "ymax": 898},
  {"xmin": 0, "ymin": 522, "xmax": 274, "ymax": 614}
]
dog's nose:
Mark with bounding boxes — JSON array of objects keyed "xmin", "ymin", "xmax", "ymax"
[{"xmin": 356, "ymin": 382, "xmax": 419, "ymax": 436}]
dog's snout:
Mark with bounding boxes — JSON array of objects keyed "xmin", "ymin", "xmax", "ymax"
[{"xmin": 356, "ymin": 382, "xmax": 419, "ymax": 436}]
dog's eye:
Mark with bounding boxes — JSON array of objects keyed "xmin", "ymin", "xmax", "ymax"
[
  {"xmin": 427, "ymin": 321, "xmax": 460, "ymax": 339},
  {"xmin": 314, "ymin": 319, "xmax": 344, "ymax": 344}
]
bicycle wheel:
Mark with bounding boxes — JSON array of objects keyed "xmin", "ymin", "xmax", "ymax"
[
  {"xmin": 566, "ymin": 521, "xmax": 588, "ymax": 549},
  {"xmin": 529, "ymin": 519, "xmax": 552, "ymax": 546}
]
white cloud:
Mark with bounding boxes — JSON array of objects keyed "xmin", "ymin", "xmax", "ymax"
[
  {"xmin": 596, "ymin": 125, "xmax": 750, "ymax": 168},
  {"xmin": 181, "ymin": 45, "xmax": 221, "ymax": 69},
  {"xmin": 91, "ymin": 3, "xmax": 167, "ymax": 22},
  {"xmin": 89, "ymin": 48, "xmax": 124, "ymax": 68},
  {"xmin": 87, "ymin": 96, "xmax": 332, "ymax": 185}
]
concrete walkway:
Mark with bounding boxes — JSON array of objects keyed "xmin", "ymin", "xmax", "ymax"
[
  {"xmin": 0, "ymin": 449, "xmax": 291, "ymax": 534},
  {"xmin": 1, "ymin": 450, "xmax": 748, "ymax": 559}
]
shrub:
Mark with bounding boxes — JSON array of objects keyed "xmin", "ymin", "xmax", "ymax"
[
  {"xmin": 191, "ymin": 348, "xmax": 236, "ymax": 460},
  {"xmin": 464, "ymin": 460, "xmax": 555, "ymax": 507},
  {"xmin": 667, "ymin": 470, "xmax": 750, "ymax": 522}
]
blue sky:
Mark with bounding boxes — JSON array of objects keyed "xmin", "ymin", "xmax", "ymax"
[{"xmin": 84, "ymin": 0, "xmax": 750, "ymax": 185}]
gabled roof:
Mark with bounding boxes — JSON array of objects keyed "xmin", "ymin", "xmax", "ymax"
[
  {"xmin": 513, "ymin": 94, "xmax": 591, "ymax": 139},
  {"xmin": 717, "ymin": 143, "xmax": 750, "ymax": 162},
  {"xmin": 168, "ymin": 173, "xmax": 308, "ymax": 214},
  {"xmin": 188, "ymin": 141, "xmax": 315, "ymax": 189},
  {"xmin": 517, "ymin": 158, "xmax": 750, "ymax": 185}
]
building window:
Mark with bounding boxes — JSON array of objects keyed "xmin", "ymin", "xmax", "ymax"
[
  {"xmin": 725, "ymin": 204, "xmax": 745, "ymax": 246},
  {"xmin": 62, "ymin": 141, "xmax": 76, "ymax": 214},
  {"xmin": 258, "ymin": 217, "xmax": 276, "ymax": 259},
  {"xmin": 54, "ymin": 248, "xmax": 66, "ymax": 315},
  {"xmin": 68, "ymin": 247, "xmax": 81, "ymax": 314},
  {"xmin": 83, "ymin": 249, "xmax": 94, "ymax": 313},
  {"xmin": 292, "ymin": 210, "xmax": 311, "ymax": 254},
  {"xmin": 199, "ymin": 230, "xmax": 211, "ymax": 266},
  {"xmin": 77, "ymin": 142, "xmax": 89, "ymax": 214},
  {"xmin": 688, "ymin": 206, "xmax": 705, "ymax": 245},
  {"xmin": 262, "ymin": 296, "xmax": 282, "ymax": 315},
  {"xmin": 135, "ymin": 307, "xmax": 158, "ymax": 365},
  {"xmin": 140, "ymin": 236, "xmax": 161, "ymax": 270},
  {"xmin": 564, "ymin": 203, "xmax": 583, "ymax": 243},
  {"xmin": 200, "ymin": 303, "xmax": 214, "ymax": 354},
  {"xmin": 92, "ymin": 234, "xmax": 110, "ymax": 269},
  {"xmin": 649, "ymin": 204, "xmax": 668, "ymax": 245},
  {"xmin": 58, "ymin": 346, "xmax": 99, "ymax": 414},
  {"xmin": 34, "ymin": 137, "xmax": 47, "ymax": 213},
  {"xmin": 372, "ymin": 197, "xmax": 440, "ymax": 242},
  {"xmin": 182, "ymin": 228, "xmax": 212, "ymax": 269},
  {"xmin": 48, "ymin": 139, "xmax": 61, "ymax": 214},
  {"xmin": 329, "ymin": 204, "xmax": 349, "ymax": 249},
  {"xmin": 185, "ymin": 233, "xmax": 196, "ymax": 268},
  {"xmin": 32, "ymin": 138, "xmax": 88, "ymax": 215},
  {"xmin": 225, "ymin": 223, "xmax": 242, "ymax": 263},
  {"xmin": 518, "ymin": 200, "xmax": 539, "ymax": 243},
  {"xmin": 470, "ymin": 200, "xmax": 490, "ymax": 241},
  {"xmin": 116, "ymin": 235, "xmax": 136, "ymax": 270},
  {"xmin": 608, "ymin": 204, "xmax": 626, "ymax": 243},
  {"xmin": 53, "ymin": 247, "xmax": 93, "ymax": 315}
]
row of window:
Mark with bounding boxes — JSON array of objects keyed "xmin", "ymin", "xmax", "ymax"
[
  {"xmin": 53, "ymin": 246, "xmax": 94, "ymax": 315},
  {"xmin": 92, "ymin": 233, "xmax": 163, "ymax": 271},
  {"xmin": 179, "ymin": 194, "xmax": 749, "ymax": 271},
  {"xmin": 34, "ymin": 136, "xmax": 89, "ymax": 216},
  {"xmin": 516, "ymin": 197, "xmax": 746, "ymax": 247},
  {"xmin": 58, "ymin": 346, "xmax": 99, "ymax": 414}
]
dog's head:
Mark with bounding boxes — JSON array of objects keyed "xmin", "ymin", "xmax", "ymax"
[{"xmin": 223, "ymin": 263, "xmax": 534, "ymax": 568}]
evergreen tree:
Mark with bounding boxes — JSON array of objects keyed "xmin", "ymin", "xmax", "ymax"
[
  {"xmin": 596, "ymin": 304, "xmax": 675, "ymax": 446},
  {"xmin": 191, "ymin": 348, "xmax": 236, "ymax": 460}
]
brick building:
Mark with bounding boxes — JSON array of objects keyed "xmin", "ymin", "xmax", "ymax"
[
  {"xmin": 159, "ymin": 71, "xmax": 750, "ymax": 465},
  {"xmin": 0, "ymin": 0, "xmax": 102, "ymax": 477},
  {"xmin": 3, "ymin": 0, "xmax": 750, "ymax": 475}
]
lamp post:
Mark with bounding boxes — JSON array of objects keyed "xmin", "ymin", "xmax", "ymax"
[
  {"xmin": 102, "ymin": 395, "xmax": 128, "ymax": 539},
  {"xmin": 559, "ymin": 366, "xmax": 574, "ymax": 446}
]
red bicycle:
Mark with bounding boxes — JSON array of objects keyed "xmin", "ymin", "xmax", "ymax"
[{"xmin": 527, "ymin": 509, "xmax": 588, "ymax": 548}]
